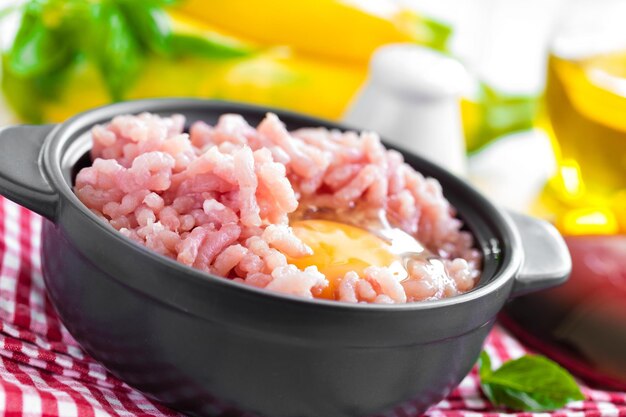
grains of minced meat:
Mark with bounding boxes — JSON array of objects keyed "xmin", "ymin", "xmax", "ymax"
[{"xmin": 75, "ymin": 112, "xmax": 481, "ymax": 303}]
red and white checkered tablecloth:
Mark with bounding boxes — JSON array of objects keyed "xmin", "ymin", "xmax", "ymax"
[{"xmin": 0, "ymin": 196, "xmax": 625, "ymax": 417}]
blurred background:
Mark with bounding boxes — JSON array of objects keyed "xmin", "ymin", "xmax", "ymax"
[
  {"xmin": 0, "ymin": 0, "xmax": 563, "ymax": 209},
  {"xmin": 1, "ymin": 0, "xmax": 625, "ymax": 392}
]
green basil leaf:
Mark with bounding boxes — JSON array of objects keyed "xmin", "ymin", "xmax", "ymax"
[
  {"xmin": 466, "ymin": 83, "xmax": 539, "ymax": 154},
  {"xmin": 405, "ymin": 13, "xmax": 451, "ymax": 53},
  {"xmin": 420, "ymin": 17, "xmax": 452, "ymax": 53},
  {"xmin": 117, "ymin": 1, "xmax": 172, "ymax": 55},
  {"xmin": 89, "ymin": 2, "xmax": 141, "ymax": 100},
  {"xmin": 478, "ymin": 351, "xmax": 493, "ymax": 380},
  {"xmin": 479, "ymin": 352, "xmax": 585, "ymax": 412},
  {"xmin": 169, "ymin": 33, "xmax": 254, "ymax": 59},
  {"xmin": 7, "ymin": 5, "xmax": 74, "ymax": 77},
  {"xmin": 483, "ymin": 384, "xmax": 552, "ymax": 412}
]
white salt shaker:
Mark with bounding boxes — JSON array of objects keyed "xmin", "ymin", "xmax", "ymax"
[{"xmin": 343, "ymin": 44, "xmax": 470, "ymax": 176}]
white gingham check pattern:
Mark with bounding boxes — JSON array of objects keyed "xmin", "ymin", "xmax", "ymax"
[{"xmin": 0, "ymin": 196, "xmax": 624, "ymax": 417}]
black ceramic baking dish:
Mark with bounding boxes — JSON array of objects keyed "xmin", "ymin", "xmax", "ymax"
[{"xmin": 0, "ymin": 99, "xmax": 571, "ymax": 417}]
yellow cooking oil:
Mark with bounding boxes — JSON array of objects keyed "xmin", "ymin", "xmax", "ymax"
[{"xmin": 538, "ymin": 50, "xmax": 626, "ymax": 235}]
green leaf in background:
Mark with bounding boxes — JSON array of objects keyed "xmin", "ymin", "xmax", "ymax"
[
  {"xmin": 7, "ymin": 3, "xmax": 75, "ymax": 78},
  {"xmin": 401, "ymin": 11, "xmax": 452, "ymax": 53},
  {"xmin": 117, "ymin": 1, "xmax": 172, "ymax": 55},
  {"xmin": 3, "ymin": 1, "xmax": 82, "ymax": 122},
  {"xmin": 0, "ymin": 0, "xmax": 258, "ymax": 117},
  {"xmin": 89, "ymin": 2, "xmax": 142, "ymax": 101},
  {"xmin": 419, "ymin": 17, "xmax": 452, "ymax": 53},
  {"xmin": 465, "ymin": 83, "xmax": 539, "ymax": 154},
  {"xmin": 169, "ymin": 33, "xmax": 254, "ymax": 59},
  {"xmin": 478, "ymin": 351, "xmax": 585, "ymax": 412}
]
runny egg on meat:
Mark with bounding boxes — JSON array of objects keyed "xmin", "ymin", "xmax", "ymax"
[{"xmin": 287, "ymin": 219, "xmax": 411, "ymax": 299}]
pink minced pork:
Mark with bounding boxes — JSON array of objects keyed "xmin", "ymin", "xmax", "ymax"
[{"xmin": 75, "ymin": 112, "xmax": 481, "ymax": 303}]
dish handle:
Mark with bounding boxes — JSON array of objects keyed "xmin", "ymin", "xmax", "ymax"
[
  {"xmin": 508, "ymin": 211, "xmax": 572, "ymax": 297},
  {"xmin": 0, "ymin": 125, "xmax": 58, "ymax": 220}
]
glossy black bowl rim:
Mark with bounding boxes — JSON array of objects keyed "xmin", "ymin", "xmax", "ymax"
[{"xmin": 40, "ymin": 98, "xmax": 523, "ymax": 312}]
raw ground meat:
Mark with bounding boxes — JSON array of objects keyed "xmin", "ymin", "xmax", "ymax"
[{"xmin": 75, "ymin": 112, "xmax": 481, "ymax": 303}]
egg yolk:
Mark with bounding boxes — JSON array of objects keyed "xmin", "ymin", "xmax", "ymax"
[{"xmin": 288, "ymin": 219, "xmax": 401, "ymax": 299}]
